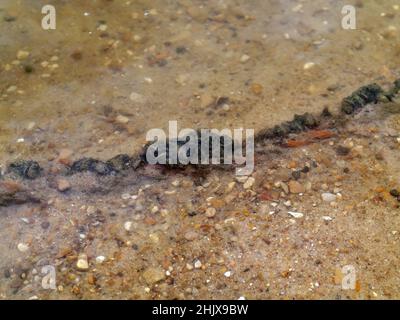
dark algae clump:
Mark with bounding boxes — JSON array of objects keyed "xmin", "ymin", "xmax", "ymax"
[
  {"xmin": 106, "ymin": 154, "xmax": 134, "ymax": 172},
  {"xmin": 267, "ymin": 112, "xmax": 319, "ymax": 139},
  {"xmin": 70, "ymin": 158, "xmax": 112, "ymax": 175},
  {"xmin": 7, "ymin": 160, "xmax": 42, "ymax": 179},
  {"xmin": 341, "ymin": 83, "xmax": 383, "ymax": 114},
  {"xmin": 69, "ymin": 154, "xmax": 140, "ymax": 175},
  {"xmin": 141, "ymin": 130, "xmax": 235, "ymax": 167},
  {"xmin": 341, "ymin": 80, "xmax": 400, "ymax": 115}
]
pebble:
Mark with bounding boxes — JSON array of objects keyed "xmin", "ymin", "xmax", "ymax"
[
  {"xmin": 288, "ymin": 180, "xmax": 305, "ymax": 194},
  {"xmin": 279, "ymin": 181, "xmax": 289, "ymax": 194},
  {"xmin": 7, "ymin": 85, "xmax": 17, "ymax": 92},
  {"xmin": 224, "ymin": 271, "xmax": 232, "ymax": 277},
  {"xmin": 194, "ymin": 260, "xmax": 202, "ymax": 269},
  {"xmin": 57, "ymin": 149, "xmax": 73, "ymax": 165},
  {"xmin": 144, "ymin": 77, "xmax": 153, "ymax": 84},
  {"xmin": 57, "ymin": 179, "xmax": 71, "ymax": 192},
  {"xmin": 124, "ymin": 221, "xmax": 133, "ymax": 232},
  {"xmin": 251, "ymin": 83, "xmax": 263, "ymax": 95},
  {"xmin": 288, "ymin": 211, "xmax": 304, "ymax": 219},
  {"xmin": 151, "ymin": 206, "xmax": 159, "ymax": 213},
  {"xmin": 171, "ymin": 180, "xmax": 180, "ymax": 187},
  {"xmin": 97, "ymin": 24, "xmax": 107, "ymax": 31},
  {"xmin": 143, "ymin": 267, "xmax": 165, "ymax": 284},
  {"xmin": 17, "ymin": 50, "xmax": 30, "ymax": 60},
  {"xmin": 222, "ymin": 104, "xmax": 230, "ymax": 111},
  {"xmin": 243, "ymin": 177, "xmax": 255, "ymax": 189},
  {"xmin": 206, "ymin": 207, "xmax": 216, "ymax": 218},
  {"xmin": 240, "ymin": 54, "xmax": 250, "ymax": 63},
  {"xmin": 95, "ymin": 256, "xmax": 106, "ymax": 264},
  {"xmin": 76, "ymin": 254, "xmax": 89, "ymax": 270},
  {"xmin": 27, "ymin": 122, "xmax": 36, "ymax": 130},
  {"xmin": 116, "ymin": 115, "xmax": 129, "ymax": 124},
  {"xmin": 226, "ymin": 181, "xmax": 236, "ymax": 192},
  {"xmin": 303, "ymin": 62, "xmax": 315, "ymax": 70},
  {"xmin": 17, "ymin": 243, "xmax": 29, "ymax": 253},
  {"xmin": 321, "ymin": 193, "xmax": 337, "ymax": 202},
  {"xmin": 121, "ymin": 193, "xmax": 131, "ymax": 200},
  {"xmin": 322, "ymin": 216, "xmax": 333, "ymax": 221}
]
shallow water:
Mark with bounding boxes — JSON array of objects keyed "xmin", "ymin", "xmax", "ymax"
[
  {"xmin": 1, "ymin": 0, "xmax": 400, "ymax": 163},
  {"xmin": 1, "ymin": 0, "xmax": 400, "ymax": 300}
]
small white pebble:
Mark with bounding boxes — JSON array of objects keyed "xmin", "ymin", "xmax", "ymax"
[
  {"xmin": 288, "ymin": 211, "xmax": 304, "ymax": 219},
  {"xmin": 151, "ymin": 206, "xmax": 159, "ymax": 213},
  {"xmin": 206, "ymin": 207, "xmax": 216, "ymax": 218},
  {"xmin": 76, "ymin": 254, "xmax": 89, "ymax": 270},
  {"xmin": 95, "ymin": 256, "xmax": 106, "ymax": 264},
  {"xmin": 124, "ymin": 221, "xmax": 133, "ymax": 232},
  {"xmin": 303, "ymin": 62, "xmax": 315, "ymax": 70},
  {"xmin": 240, "ymin": 54, "xmax": 250, "ymax": 63},
  {"xmin": 17, "ymin": 243, "xmax": 29, "ymax": 253},
  {"xmin": 194, "ymin": 260, "xmax": 202, "ymax": 269}
]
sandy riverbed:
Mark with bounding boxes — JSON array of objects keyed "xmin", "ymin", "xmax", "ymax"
[{"xmin": 1, "ymin": 0, "xmax": 400, "ymax": 300}]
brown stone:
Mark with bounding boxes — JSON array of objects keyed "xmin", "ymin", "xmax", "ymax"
[
  {"xmin": 57, "ymin": 149, "xmax": 73, "ymax": 165},
  {"xmin": 288, "ymin": 180, "xmax": 305, "ymax": 194},
  {"xmin": 57, "ymin": 179, "xmax": 71, "ymax": 192}
]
